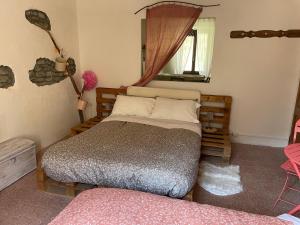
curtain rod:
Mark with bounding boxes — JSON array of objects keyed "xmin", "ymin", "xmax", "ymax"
[{"xmin": 134, "ymin": 1, "xmax": 220, "ymax": 15}]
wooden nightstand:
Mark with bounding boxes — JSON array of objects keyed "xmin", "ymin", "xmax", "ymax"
[
  {"xmin": 70, "ymin": 117, "xmax": 102, "ymax": 136},
  {"xmin": 199, "ymin": 95, "xmax": 232, "ymax": 162},
  {"xmin": 70, "ymin": 88, "xmax": 126, "ymax": 137}
]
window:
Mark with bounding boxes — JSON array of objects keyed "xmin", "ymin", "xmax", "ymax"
[
  {"xmin": 183, "ymin": 29, "xmax": 198, "ymax": 75},
  {"xmin": 141, "ymin": 18, "xmax": 216, "ymax": 83}
]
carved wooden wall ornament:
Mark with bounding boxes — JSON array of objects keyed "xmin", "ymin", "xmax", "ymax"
[
  {"xmin": 230, "ymin": 30, "xmax": 300, "ymax": 39},
  {"xmin": 0, "ymin": 66, "xmax": 15, "ymax": 89}
]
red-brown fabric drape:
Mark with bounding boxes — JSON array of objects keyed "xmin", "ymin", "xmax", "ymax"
[{"xmin": 133, "ymin": 5, "xmax": 202, "ymax": 86}]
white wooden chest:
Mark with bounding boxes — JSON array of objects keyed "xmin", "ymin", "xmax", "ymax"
[{"xmin": 0, "ymin": 138, "xmax": 36, "ymax": 191}]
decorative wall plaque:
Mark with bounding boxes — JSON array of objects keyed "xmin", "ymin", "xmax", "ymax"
[
  {"xmin": 230, "ymin": 30, "xmax": 300, "ymax": 39},
  {"xmin": 0, "ymin": 65, "xmax": 15, "ymax": 89}
]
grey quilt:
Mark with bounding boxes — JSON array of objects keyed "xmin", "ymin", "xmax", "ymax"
[{"xmin": 42, "ymin": 121, "xmax": 201, "ymax": 198}]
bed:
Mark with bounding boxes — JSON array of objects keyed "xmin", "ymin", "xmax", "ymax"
[
  {"xmin": 41, "ymin": 86, "xmax": 202, "ymax": 198},
  {"xmin": 48, "ymin": 188, "xmax": 290, "ymax": 225}
]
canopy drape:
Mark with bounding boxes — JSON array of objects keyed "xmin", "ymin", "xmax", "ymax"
[{"xmin": 133, "ymin": 4, "xmax": 202, "ymax": 86}]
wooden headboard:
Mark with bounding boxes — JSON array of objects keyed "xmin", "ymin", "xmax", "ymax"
[
  {"xmin": 200, "ymin": 95, "xmax": 232, "ymax": 135},
  {"xmin": 96, "ymin": 87, "xmax": 232, "ymax": 134},
  {"xmin": 96, "ymin": 87, "xmax": 126, "ymax": 120}
]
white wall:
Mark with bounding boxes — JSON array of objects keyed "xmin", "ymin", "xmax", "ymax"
[
  {"xmin": 0, "ymin": 0, "xmax": 80, "ymax": 148},
  {"xmin": 76, "ymin": 0, "xmax": 300, "ymax": 147},
  {"xmin": 6, "ymin": 1, "xmax": 297, "ymax": 150}
]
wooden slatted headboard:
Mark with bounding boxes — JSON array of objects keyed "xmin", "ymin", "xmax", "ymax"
[
  {"xmin": 96, "ymin": 87, "xmax": 232, "ymax": 134},
  {"xmin": 200, "ymin": 95, "xmax": 232, "ymax": 135},
  {"xmin": 96, "ymin": 87, "xmax": 126, "ymax": 120}
]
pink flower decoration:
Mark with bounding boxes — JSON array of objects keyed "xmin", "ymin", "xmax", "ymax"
[{"xmin": 82, "ymin": 71, "xmax": 97, "ymax": 91}]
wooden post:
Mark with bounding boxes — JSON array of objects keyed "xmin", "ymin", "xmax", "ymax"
[
  {"xmin": 36, "ymin": 168, "xmax": 47, "ymax": 191},
  {"xmin": 36, "ymin": 150, "xmax": 47, "ymax": 191},
  {"xmin": 183, "ymin": 189, "xmax": 194, "ymax": 201},
  {"xmin": 223, "ymin": 136, "xmax": 231, "ymax": 163},
  {"xmin": 65, "ymin": 182, "xmax": 76, "ymax": 197}
]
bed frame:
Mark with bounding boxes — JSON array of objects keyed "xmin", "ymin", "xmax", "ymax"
[
  {"xmin": 95, "ymin": 87, "xmax": 232, "ymax": 161},
  {"xmin": 37, "ymin": 87, "xmax": 232, "ymax": 200}
]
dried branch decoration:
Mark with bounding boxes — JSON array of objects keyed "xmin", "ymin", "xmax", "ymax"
[
  {"xmin": 134, "ymin": 1, "xmax": 220, "ymax": 14},
  {"xmin": 25, "ymin": 9, "xmax": 77, "ymax": 87},
  {"xmin": 25, "ymin": 9, "xmax": 83, "ymax": 122},
  {"xmin": 25, "ymin": 9, "xmax": 62, "ymax": 56}
]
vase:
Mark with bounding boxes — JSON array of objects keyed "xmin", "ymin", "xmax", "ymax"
[
  {"xmin": 77, "ymin": 99, "xmax": 88, "ymax": 111},
  {"xmin": 55, "ymin": 57, "xmax": 67, "ymax": 72}
]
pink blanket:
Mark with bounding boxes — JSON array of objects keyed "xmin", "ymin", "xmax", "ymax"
[{"xmin": 49, "ymin": 188, "xmax": 289, "ymax": 225}]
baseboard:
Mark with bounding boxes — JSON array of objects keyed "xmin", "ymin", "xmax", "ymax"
[{"xmin": 231, "ymin": 134, "xmax": 288, "ymax": 148}]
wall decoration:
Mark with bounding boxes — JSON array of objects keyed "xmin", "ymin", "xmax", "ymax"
[
  {"xmin": 66, "ymin": 58, "xmax": 76, "ymax": 76},
  {"xmin": 25, "ymin": 9, "xmax": 77, "ymax": 86},
  {"xmin": 29, "ymin": 58, "xmax": 76, "ymax": 86},
  {"xmin": 25, "ymin": 9, "xmax": 62, "ymax": 57},
  {"xmin": 230, "ymin": 30, "xmax": 300, "ymax": 39},
  {"xmin": 77, "ymin": 71, "xmax": 98, "ymax": 111},
  {"xmin": 0, "ymin": 65, "xmax": 15, "ymax": 89},
  {"xmin": 25, "ymin": 9, "xmax": 85, "ymax": 122},
  {"xmin": 25, "ymin": 9, "xmax": 51, "ymax": 31}
]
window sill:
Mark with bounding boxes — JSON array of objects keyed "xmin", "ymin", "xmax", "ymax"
[{"xmin": 154, "ymin": 74, "xmax": 210, "ymax": 83}]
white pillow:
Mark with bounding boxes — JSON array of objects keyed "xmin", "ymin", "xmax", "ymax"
[
  {"xmin": 150, "ymin": 97, "xmax": 200, "ymax": 123},
  {"xmin": 111, "ymin": 95, "xmax": 155, "ymax": 117}
]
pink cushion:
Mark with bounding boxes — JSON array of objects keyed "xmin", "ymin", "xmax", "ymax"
[{"xmin": 49, "ymin": 188, "xmax": 289, "ymax": 225}]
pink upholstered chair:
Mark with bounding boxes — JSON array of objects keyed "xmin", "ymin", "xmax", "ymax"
[
  {"xmin": 289, "ymin": 205, "xmax": 300, "ymax": 215},
  {"xmin": 273, "ymin": 119, "xmax": 300, "ymax": 210}
]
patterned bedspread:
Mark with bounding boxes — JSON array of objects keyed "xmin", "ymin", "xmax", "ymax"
[
  {"xmin": 48, "ymin": 188, "xmax": 290, "ymax": 225},
  {"xmin": 42, "ymin": 118, "xmax": 201, "ymax": 198}
]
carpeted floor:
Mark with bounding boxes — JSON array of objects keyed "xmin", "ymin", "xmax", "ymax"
[
  {"xmin": 0, "ymin": 143, "xmax": 299, "ymax": 225},
  {"xmin": 195, "ymin": 144, "xmax": 300, "ymax": 217}
]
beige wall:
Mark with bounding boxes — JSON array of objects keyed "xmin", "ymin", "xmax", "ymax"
[
  {"xmin": 0, "ymin": 0, "xmax": 80, "ymax": 147},
  {"xmin": 76, "ymin": 0, "xmax": 300, "ymax": 147}
]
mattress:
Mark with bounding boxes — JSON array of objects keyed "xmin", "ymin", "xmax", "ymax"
[
  {"xmin": 42, "ymin": 115, "xmax": 201, "ymax": 198},
  {"xmin": 48, "ymin": 188, "xmax": 290, "ymax": 225}
]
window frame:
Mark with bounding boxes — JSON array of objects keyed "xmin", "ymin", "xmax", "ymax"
[
  {"xmin": 141, "ymin": 17, "xmax": 215, "ymax": 83},
  {"xmin": 182, "ymin": 29, "xmax": 200, "ymax": 75}
]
